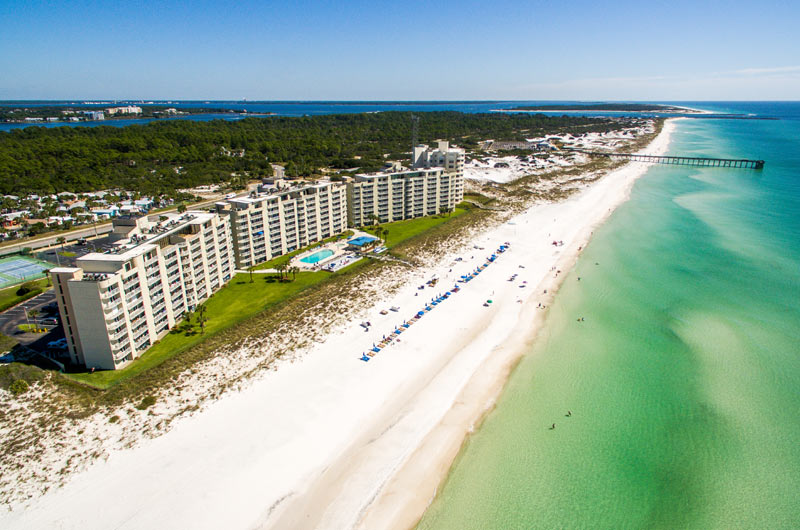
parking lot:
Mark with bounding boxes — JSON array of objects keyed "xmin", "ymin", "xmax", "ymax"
[
  {"xmin": 35, "ymin": 234, "xmax": 117, "ymax": 267},
  {"xmin": 0, "ymin": 289, "xmax": 68, "ymax": 360},
  {"xmin": 0, "ymin": 236, "xmax": 121, "ymax": 363}
]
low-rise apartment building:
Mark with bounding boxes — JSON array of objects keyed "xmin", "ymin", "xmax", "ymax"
[
  {"xmin": 50, "ymin": 212, "xmax": 234, "ymax": 370},
  {"xmin": 219, "ymin": 181, "xmax": 347, "ymax": 269},
  {"xmin": 346, "ymin": 141, "xmax": 465, "ymax": 226}
]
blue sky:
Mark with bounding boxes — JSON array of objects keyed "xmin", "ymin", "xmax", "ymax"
[{"xmin": 1, "ymin": 0, "xmax": 799, "ymax": 100}]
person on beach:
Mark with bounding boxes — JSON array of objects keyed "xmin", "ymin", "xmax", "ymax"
[{"xmin": 567, "ymin": 411, "xmax": 572, "ymax": 417}]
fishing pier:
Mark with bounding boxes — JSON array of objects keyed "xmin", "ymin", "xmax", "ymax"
[{"xmin": 570, "ymin": 149, "xmax": 765, "ymax": 169}]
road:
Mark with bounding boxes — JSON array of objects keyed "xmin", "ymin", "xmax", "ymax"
[{"xmin": 0, "ymin": 224, "xmax": 114, "ymax": 257}]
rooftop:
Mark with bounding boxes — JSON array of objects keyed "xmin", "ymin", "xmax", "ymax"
[
  {"xmin": 227, "ymin": 181, "xmax": 342, "ymax": 207},
  {"xmin": 347, "ymin": 235, "xmax": 378, "ymax": 247},
  {"xmin": 354, "ymin": 167, "xmax": 442, "ymax": 180},
  {"xmin": 77, "ymin": 211, "xmax": 216, "ymax": 262}
]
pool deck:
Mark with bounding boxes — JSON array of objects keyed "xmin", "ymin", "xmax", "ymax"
[
  {"xmin": 292, "ymin": 229, "xmax": 375, "ymax": 271},
  {"xmin": 233, "ymin": 229, "xmax": 378, "ymax": 275}
]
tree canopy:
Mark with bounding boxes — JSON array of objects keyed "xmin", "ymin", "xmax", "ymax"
[{"xmin": 0, "ymin": 111, "xmax": 630, "ymax": 195}]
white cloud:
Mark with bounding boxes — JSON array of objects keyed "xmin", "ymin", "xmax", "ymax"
[{"xmin": 726, "ymin": 65, "xmax": 800, "ymax": 76}]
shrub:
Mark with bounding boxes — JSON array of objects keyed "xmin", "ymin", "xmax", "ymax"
[
  {"xmin": 9, "ymin": 379, "xmax": 29, "ymax": 395},
  {"xmin": 16, "ymin": 282, "xmax": 36, "ymax": 296},
  {"xmin": 136, "ymin": 396, "xmax": 156, "ymax": 410},
  {"xmin": 108, "ymin": 415, "xmax": 120, "ymax": 423}
]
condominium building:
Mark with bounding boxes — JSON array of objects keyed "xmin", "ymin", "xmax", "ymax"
[
  {"xmin": 219, "ymin": 181, "xmax": 348, "ymax": 269},
  {"xmin": 50, "ymin": 212, "xmax": 234, "ymax": 370},
  {"xmin": 412, "ymin": 140, "xmax": 466, "ymax": 179},
  {"xmin": 346, "ymin": 141, "xmax": 465, "ymax": 226}
]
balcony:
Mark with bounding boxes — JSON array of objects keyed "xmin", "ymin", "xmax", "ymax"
[
  {"xmin": 113, "ymin": 348, "xmax": 132, "ymax": 361},
  {"xmin": 104, "ymin": 307, "xmax": 123, "ymax": 321}
]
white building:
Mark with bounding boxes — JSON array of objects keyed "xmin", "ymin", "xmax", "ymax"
[
  {"xmin": 220, "ymin": 182, "xmax": 348, "ymax": 268},
  {"xmin": 82, "ymin": 111, "xmax": 105, "ymax": 121},
  {"xmin": 106, "ymin": 106, "xmax": 142, "ymax": 116},
  {"xmin": 346, "ymin": 141, "xmax": 464, "ymax": 226},
  {"xmin": 50, "ymin": 212, "xmax": 234, "ymax": 370},
  {"xmin": 412, "ymin": 140, "xmax": 466, "ymax": 179}
]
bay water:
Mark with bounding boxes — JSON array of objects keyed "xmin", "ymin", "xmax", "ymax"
[{"xmin": 418, "ymin": 103, "xmax": 800, "ymax": 529}]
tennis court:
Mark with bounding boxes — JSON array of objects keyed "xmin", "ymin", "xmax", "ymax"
[{"xmin": 0, "ymin": 256, "xmax": 54, "ymax": 289}]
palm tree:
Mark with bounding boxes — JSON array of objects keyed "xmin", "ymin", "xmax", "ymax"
[
  {"xmin": 197, "ymin": 305, "xmax": 208, "ymax": 334},
  {"xmin": 275, "ymin": 262, "xmax": 287, "ymax": 281},
  {"xmin": 249, "ymin": 266, "xmax": 254, "ymax": 283},
  {"xmin": 381, "ymin": 228, "xmax": 389, "ymax": 245},
  {"xmin": 289, "ymin": 266, "xmax": 299, "ymax": 281},
  {"xmin": 27, "ymin": 309, "xmax": 39, "ymax": 332},
  {"xmin": 55, "ymin": 236, "xmax": 67, "ymax": 266}
]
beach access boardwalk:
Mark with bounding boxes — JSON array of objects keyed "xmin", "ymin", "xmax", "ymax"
[{"xmin": 568, "ymin": 149, "xmax": 765, "ymax": 169}]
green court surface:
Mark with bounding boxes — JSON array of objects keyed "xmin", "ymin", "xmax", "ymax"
[{"xmin": 0, "ymin": 256, "xmax": 54, "ymax": 289}]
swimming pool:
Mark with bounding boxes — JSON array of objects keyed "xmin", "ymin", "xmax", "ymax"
[{"xmin": 300, "ymin": 249, "xmax": 334, "ymax": 264}]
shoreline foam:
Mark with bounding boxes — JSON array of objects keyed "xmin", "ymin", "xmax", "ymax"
[{"xmin": 0, "ymin": 120, "xmax": 678, "ymax": 530}]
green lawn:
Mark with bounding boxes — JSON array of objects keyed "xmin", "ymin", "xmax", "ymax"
[
  {"xmin": 64, "ymin": 271, "xmax": 334, "ymax": 389},
  {"xmin": 17, "ymin": 324, "xmax": 44, "ymax": 333},
  {"xmin": 0, "ymin": 278, "xmax": 50, "ymax": 312},
  {"xmin": 364, "ymin": 207, "xmax": 466, "ymax": 248}
]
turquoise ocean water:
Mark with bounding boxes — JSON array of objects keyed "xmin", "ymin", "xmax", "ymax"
[{"xmin": 418, "ymin": 103, "xmax": 800, "ymax": 529}]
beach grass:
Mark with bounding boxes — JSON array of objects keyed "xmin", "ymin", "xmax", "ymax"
[
  {"xmin": 0, "ymin": 333, "xmax": 18, "ymax": 353},
  {"xmin": 463, "ymin": 192, "xmax": 494, "ymax": 205}
]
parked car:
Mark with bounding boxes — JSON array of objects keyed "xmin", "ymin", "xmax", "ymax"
[
  {"xmin": 47, "ymin": 338, "xmax": 67, "ymax": 349},
  {"xmin": 41, "ymin": 317, "xmax": 59, "ymax": 326}
]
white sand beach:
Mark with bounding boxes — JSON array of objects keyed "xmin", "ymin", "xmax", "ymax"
[{"xmin": 1, "ymin": 120, "xmax": 677, "ymax": 530}]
